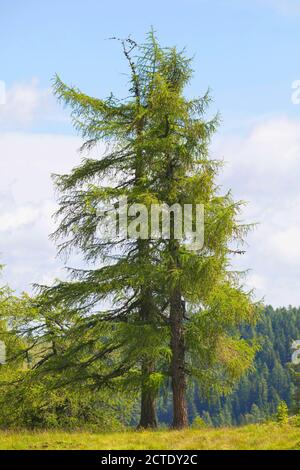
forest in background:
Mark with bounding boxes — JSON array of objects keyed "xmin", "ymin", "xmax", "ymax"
[{"xmin": 160, "ymin": 305, "xmax": 300, "ymax": 426}]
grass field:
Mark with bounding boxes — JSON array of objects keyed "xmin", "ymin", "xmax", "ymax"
[{"xmin": 0, "ymin": 423, "xmax": 299, "ymax": 450}]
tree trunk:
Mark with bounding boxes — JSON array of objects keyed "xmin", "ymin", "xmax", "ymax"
[
  {"xmin": 170, "ymin": 286, "xmax": 188, "ymax": 429},
  {"xmin": 138, "ymin": 267, "xmax": 158, "ymax": 429},
  {"xmin": 138, "ymin": 361, "xmax": 158, "ymax": 428},
  {"xmin": 133, "ymin": 90, "xmax": 158, "ymax": 429}
]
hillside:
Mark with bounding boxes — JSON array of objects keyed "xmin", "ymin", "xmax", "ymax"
[
  {"xmin": 0, "ymin": 423, "xmax": 299, "ymax": 450},
  {"xmin": 159, "ymin": 306, "xmax": 300, "ymax": 426}
]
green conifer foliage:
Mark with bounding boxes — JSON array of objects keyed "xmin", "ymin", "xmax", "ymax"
[{"xmin": 36, "ymin": 32, "xmax": 258, "ymax": 429}]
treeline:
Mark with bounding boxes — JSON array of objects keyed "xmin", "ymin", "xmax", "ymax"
[{"xmin": 184, "ymin": 306, "xmax": 300, "ymax": 426}]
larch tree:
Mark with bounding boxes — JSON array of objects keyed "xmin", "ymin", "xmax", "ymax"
[
  {"xmin": 126, "ymin": 35, "xmax": 259, "ymax": 428},
  {"xmin": 37, "ymin": 34, "xmax": 172, "ymax": 429},
  {"xmin": 36, "ymin": 32, "xmax": 258, "ymax": 430}
]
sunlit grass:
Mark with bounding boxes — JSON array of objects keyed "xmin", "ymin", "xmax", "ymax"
[{"xmin": 0, "ymin": 423, "xmax": 299, "ymax": 450}]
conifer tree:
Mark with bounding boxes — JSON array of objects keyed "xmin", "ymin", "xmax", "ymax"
[
  {"xmin": 131, "ymin": 36, "xmax": 258, "ymax": 427},
  {"xmin": 37, "ymin": 32, "xmax": 258, "ymax": 429},
  {"xmin": 37, "ymin": 34, "xmax": 174, "ymax": 428}
]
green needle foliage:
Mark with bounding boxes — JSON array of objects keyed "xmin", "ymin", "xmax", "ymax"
[
  {"xmin": 36, "ymin": 33, "xmax": 176, "ymax": 428},
  {"xmin": 276, "ymin": 400, "xmax": 289, "ymax": 424},
  {"xmin": 32, "ymin": 31, "xmax": 259, "ymax": 429},
  {"xmin": 0, "ymin": 283, "xmax": 135, "ymax": 429},
  {"xmin": 110, "ymin": 32, "xmax": 259, "ymax": 428}
]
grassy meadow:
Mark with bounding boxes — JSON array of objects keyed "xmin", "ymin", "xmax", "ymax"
[{"xmin": 0, "ymin": 423, "xmax": 299, "ymax": 450}]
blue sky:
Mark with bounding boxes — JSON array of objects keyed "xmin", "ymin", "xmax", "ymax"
[
  {"xmin": 2, "ymin": 0, "xmax": 300, "ymax": 131},
  {"xmin": 1, "ymin": 0, "xmax": 300, "ymax": 305}
]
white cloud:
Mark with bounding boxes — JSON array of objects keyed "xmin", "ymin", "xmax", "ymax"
[
  {"xmin": 0, "ymin": 132, "xmax": 82, "ymax": 292},
  {"xmin": 246, "ymin": 274, "xmax": 267, "ymax": 301},
  {"xmin": 0, "ymin": 205, "xmax": 41, "ymax": 232},
  {"xmin": 214, "ymin": 115, "xmax": 300, "ymax": 306},
  {"xmin": 0, "ymin": 79, "xmax": 66, "ymax": 130},
  {"xmin": 269, "ymin": 227, "xmax": 300, "ymax": 265},
  {"xmin": 0, "ymin": 132, "xmax": 81, "ymax": 203}
]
